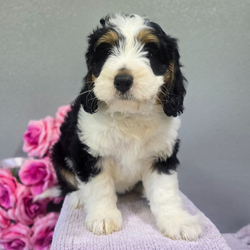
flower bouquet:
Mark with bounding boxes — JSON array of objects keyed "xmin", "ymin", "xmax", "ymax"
[{"xmin": 0, "ymin": 105, "xmax": 71, "ymax": 250}]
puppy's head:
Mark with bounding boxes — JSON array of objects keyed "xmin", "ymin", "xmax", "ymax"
[{"xmin": 81, "ymin": 14, "xmax": 186, "ymax": 117}]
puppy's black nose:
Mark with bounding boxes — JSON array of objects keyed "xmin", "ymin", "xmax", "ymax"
[{"xmin": 114, "ymin": 74, "xmax": 133, "ymax": 93}]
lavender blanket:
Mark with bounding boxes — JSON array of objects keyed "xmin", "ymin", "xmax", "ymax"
[
  {"xmin": 51, "ymin": 191, "xmax": 232, "ymax": 250},
  {"xmin": 223, "ymin": 225, "xmax": 250, "ymax": 250}
]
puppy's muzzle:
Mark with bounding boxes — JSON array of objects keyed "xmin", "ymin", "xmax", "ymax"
[{"xmin": 114, "ymin": 74, "xmax": 133, "ymax": 94}]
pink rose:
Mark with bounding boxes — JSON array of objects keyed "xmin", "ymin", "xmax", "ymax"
[
  {"xmin": 52, "ymin": 196, "xmax": 64, "ymax": 205},
  {"xmin": 31, "ymin": 212, "xmax": 59, "ymax": 250},
  {"xmin": 0, "ymin": 207, "xmax": 10, "ymax": 229},
  {"xmin": 23, "ymin": 116, "xmax": 56, "ymax": 158},
  {"xmin": 50, "ymin": 126, "xmax": 60, "ymax": 149},
  {"xmin": 19, "ymin": 158, "xmax": 57, "ymax": 196},
  {"xmin": 0, "ymin": 169, "xmax": 18, "ymax": 209},
  {"xmin": 0, "ymin": 223, "xmax": 32, "ymax": 250},
  {"xmin": 8, "ymin": 185, "xmax": 47, "ymax": 226},
  {"xmin": 55, "ymin": 105, "xmax": 71, "ymax": 128}
]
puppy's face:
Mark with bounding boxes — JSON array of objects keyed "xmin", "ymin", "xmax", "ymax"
[{"xmin": 82, "ymin": 14, "xmax": 186, "ymax": 117}]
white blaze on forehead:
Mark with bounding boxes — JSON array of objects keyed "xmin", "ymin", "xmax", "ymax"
[
  {"xmin": 106, "ymin": 14, "xmax": 151, "ymax": 70},
  {"xmin": 108, "ymin": 14, "xmax": 148, "ymax": 36}
]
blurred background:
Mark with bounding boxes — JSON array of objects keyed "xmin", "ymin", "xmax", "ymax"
[{"xmin": 0, "ymin": 0, "xmax": 249, "ymax": 233}]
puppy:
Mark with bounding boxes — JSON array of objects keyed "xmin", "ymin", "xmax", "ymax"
[{"xmin": 47, "ymin": 14, "xmax": 202, "ymax": 240}]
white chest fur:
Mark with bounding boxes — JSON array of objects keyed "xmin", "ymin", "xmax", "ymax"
[{"xmin": 78, "ymin": 105, "xmax": 180, "ymax": 192}]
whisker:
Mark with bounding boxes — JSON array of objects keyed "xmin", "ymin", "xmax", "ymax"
[
  {"xmin": 160, "ymin": 85, "xmax": 182, "ymax": 97},
  {"xmin": 155, "ymin": 95, "xmax": 163, "ymax": 105},
  {"xmin": 160, "ymin": 85, "xmax": 169, "ymax": 94},
  {"xmin": 76, "ymin": 90, "xmax": 93, "ymax": 99}
]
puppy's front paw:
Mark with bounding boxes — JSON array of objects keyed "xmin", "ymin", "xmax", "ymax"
[
  {"xmin": 158, "ymin": 210, "xmax": 202, "ymax": 241},
  {"xmin": 85, "ymin": 209, "xmax": 123, "ymax": 235}
]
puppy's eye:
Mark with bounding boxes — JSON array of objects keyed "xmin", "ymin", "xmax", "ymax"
[
  {"xmin": 144, "ymin": 43, "xmax": 159, "ymax": 59},
  {"xmin": 148, "ymin": 51, "xmax": 153, "ymax": 58},
  {"xmin": 144, "ymin": 43, "xmax": 168, "ymax": 76},
  {"xmin": 106, "ymin": 49, "xmax": 112, "ymax": 55}
]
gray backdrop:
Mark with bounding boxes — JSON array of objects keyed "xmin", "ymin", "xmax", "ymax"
[{"xmin": 0, "ymin": 0, "xmax": 249, "ymax": 233}]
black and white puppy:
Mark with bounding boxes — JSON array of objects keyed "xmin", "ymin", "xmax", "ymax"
[{"xmin": 43, "ymin": 14, "xmax": 202, "ymax": 240}]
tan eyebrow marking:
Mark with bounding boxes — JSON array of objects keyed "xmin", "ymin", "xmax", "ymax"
[
  {"xmin": 97, "ymin": 30, "xmax": 119, "ymax": 46},
  {"xmin": 137, "ymin": 28, "xmax": 159, "ymax": 44}
]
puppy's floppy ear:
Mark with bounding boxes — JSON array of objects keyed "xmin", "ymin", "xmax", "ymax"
[
  {"xmin": 79, "ymin": 32, "xmax": 100, "ymax": 114},
  {"xmin": 163, "ymin": 44, "xmax": 186, "ymax": 117},
  {"xmin": 79, "ymin": 69, "xmax": 98, "ymax": 114},
  {"xmin": 152, "ymin": 23, "xmax": 186, "ymax": 117}
]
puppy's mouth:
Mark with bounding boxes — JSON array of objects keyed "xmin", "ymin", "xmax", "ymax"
[{"xmin": 117, "ymin": 91, "xmax": 133, "ymax": 100}]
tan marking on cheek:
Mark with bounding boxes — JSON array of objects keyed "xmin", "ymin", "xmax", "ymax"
[
  {"xmin": 156, "ymin": 62, "xmax": 175, "ymax": 104},
  {"xmin": 137, "ymin": 28, "xmax": 159, "ymax": 44},
  {"xmin": 97, "ymin": 30, "xmax": 118, "ymax": 46},
  {"xmin": 85, "ymin": 64, "xmax": 93, "ymax": 81},
  {"xmin": 85, "ymin": 67, "xmax": 96, "ymax": 89}
]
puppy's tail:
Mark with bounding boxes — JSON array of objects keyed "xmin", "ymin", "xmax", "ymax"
[{"xmin": 33, "ymin": 186, "xmax": 61, "ymax": 202}]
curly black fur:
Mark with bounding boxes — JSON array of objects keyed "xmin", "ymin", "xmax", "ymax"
[
  {"xmin": 51, "ymin": 95, "xmax": 100, "ymax": 196},
  {"xmin": 154, "ymin": 139, "xmax": 180, "ymax": 174}
]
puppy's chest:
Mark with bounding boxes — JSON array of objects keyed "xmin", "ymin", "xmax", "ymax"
[
  {"xmin": 81, "ymin": 113, "xmax": 162, "ymax": 161},
  {"xmin": 78, "ymin": 108, "xmax": 179, "ymax": 172}
]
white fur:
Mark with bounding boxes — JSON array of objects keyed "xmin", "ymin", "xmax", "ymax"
[
  {"xmin": 67, "ymin": 14, "xmax": 202, "ymax": 240},
  {"xmin": 78, "ymin": 105, "xmax": 179, "ymax": 188}
]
